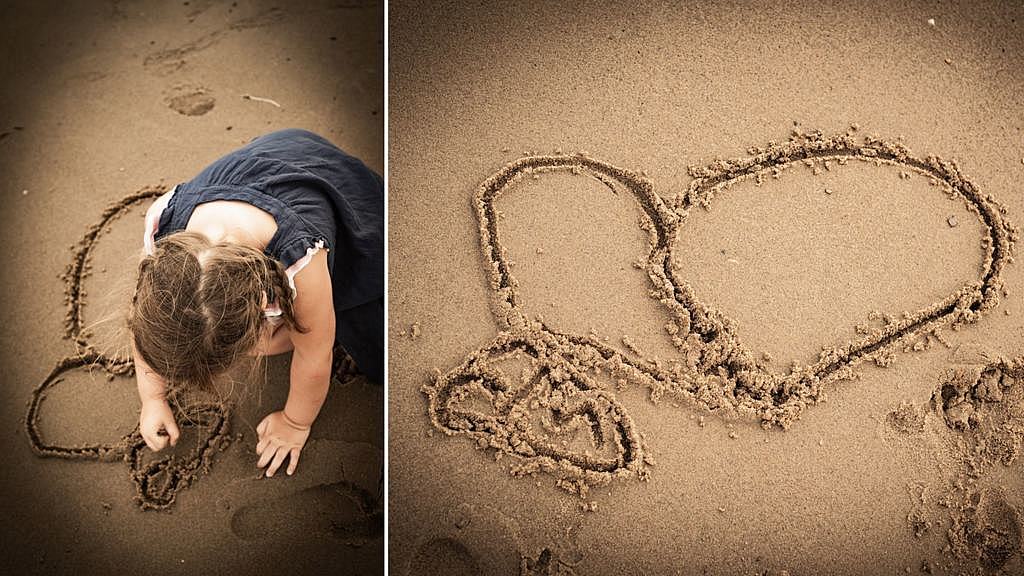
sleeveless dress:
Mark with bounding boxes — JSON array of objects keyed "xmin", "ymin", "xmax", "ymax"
[{"xmin": 143, "ymin": 128, "xmax": 384, "ymax": 385}]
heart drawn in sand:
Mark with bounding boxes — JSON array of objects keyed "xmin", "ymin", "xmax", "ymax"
[
  {"xmin": 26, "ymin": 353, "xmax": 233, "ymax": 510},
  {"xmin": 423, "ymin": 131, "xmax": 1017, "ymax": 495}
]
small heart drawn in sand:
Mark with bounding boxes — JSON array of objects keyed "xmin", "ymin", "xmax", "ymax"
[{"xmin": 26, "ymin": 354, "xmax": 233, "ymax": 510}]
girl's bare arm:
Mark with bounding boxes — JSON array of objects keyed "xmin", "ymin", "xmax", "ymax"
[
  {"xmin": 251, "ymin": 322, "xmax": 295, "ymax": 357},
  {"xmin": 132, "ymin": 339, "xmax": 181, "ymax": 450},
  {"xmin": 133, "ymin": 339, "xmax": 167, "ymax": 403},
  {"xmin": 283, "ymin": 249, "xmax": 336, "ymax": 426},
  {"xmin": 254, "ymin": 249, "xmax": 335, "ymax": 477}
]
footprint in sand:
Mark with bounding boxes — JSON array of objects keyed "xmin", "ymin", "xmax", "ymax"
[
  {"xmin": 230, "ymin": 480, "xmax": 383, "ymax": 545},
  {"xmin": 950, "ymin": 487, "xmax": 1023, "ymax": 572},
  {"xmin": 229, "ymin": 439, "xmax": 383, "ymax": 545},
  {"xmin": 409, "ymin": 538, "xmax": 480, "ymax": 576},
  {"xmin": 933, "ymin": 357, "xmax": 1024, "ymax": 466},
  {"xmin": 402, "ymin": 503, "xmax": 529, "ymax": 576},
  {"xmin": 164, "ymin": 84, "xmax": 216, "ymax": 116},
  {"xmin": 424, "ymin": 131, "xmax": 1016, "ymax": 493},
  {"xmin": 142, "ymin": 7, "xmax": 286, "ymax": 76}
]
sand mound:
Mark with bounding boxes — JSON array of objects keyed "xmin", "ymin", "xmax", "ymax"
[{"xmin": 424, "ymin": 131, "xmax": 1016, "ymax": 495}]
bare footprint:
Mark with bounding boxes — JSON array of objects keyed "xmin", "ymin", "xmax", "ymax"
[
  {"xmin": 408, "ymin": 538, "xmax": 480, "ymax": 576},
  {"xmin": 951, "ymin": 488, "xmax": 1023, "ymax": 572},
  {"xmin": 164, "ymin": 85, "xmax": 215, "ymax": 116},
  {"xmin": 230, "ymin": 480, "xmax": 382, "ymax": 545},
  {"xmin": 228, "ymin": 439, "xmax": 383, "ymax": 545},
  {"xmin": 933, "ymin": 358, "xmax": 1023, "ymax": 467},
  {"xmin": 402, "ymin": 502, "xmax": 525, "ymax": 576}
]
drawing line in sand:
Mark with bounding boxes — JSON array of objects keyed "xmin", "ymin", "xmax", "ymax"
[
  {"xmin": 424, "ymin": 131, "xmax": 1017, "ymax": 495},
  {"xmin": 25, "ymin": 353, "xmax": 233, "ymax": 510}
]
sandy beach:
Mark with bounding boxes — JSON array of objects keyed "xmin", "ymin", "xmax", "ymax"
[
  {"xmin": 389, "ymin": 1, "xmax": 1024, "ymax": 574},
  {"xmin": 0, "ymin": 1, "xmax": 383, "ymax": 574}
]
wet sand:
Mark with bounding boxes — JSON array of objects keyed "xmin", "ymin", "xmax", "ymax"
[
  {"xmin": 389, "ymin": 1, "xmax": 1024, "ymax": 574},
  {"xmin": 0, "ymin": 1, "xmax": 382, "ymax": 574}
]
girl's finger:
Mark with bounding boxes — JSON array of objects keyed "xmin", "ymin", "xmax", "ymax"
[
  {"xmin": 256, "ymin": 418, "xmax": 269, "ymax": 436},
  {"xmin": 266, "ymin": 448, "xmax": 289, "ymax": 478},
  {"xmin": 166, "ymin": 419, "xmax": 181, "ymax": 446},
  {"xmin": 255, "ymin": 435, "xmax": 270, "ymax": 456},
  {"xmin": 286, "ymin": 448, "xmax": 301, "ymax": 476},
  {"xmin": 257, "ymin": 443, "xmax": 278, "ymax": 469}
]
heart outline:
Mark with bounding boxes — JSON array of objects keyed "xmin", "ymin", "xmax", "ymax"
[
  {"xmin": 25, "ymin": 353, "xmax": 233, "ymax": 510},
  {"xmin": 424, "ymin": 131, "xmax": 1016, "ymax": 487}
]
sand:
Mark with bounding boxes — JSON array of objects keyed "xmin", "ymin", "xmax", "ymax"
[
  {"xmin": 390, "ymin": 1, "xmax": 1024, "ymax": 574},
  {"xmin": 0, "ymin": 1, "xmax": 382, "ymax": 574}
]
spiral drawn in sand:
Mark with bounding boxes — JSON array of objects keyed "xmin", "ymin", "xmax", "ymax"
[
  {"xmin": 424, "ymin": 131, "xmax": 1017, "ymax": 494},
  {"xmin": 25, "ymin": 186, "xmax": 235, "ymax": 510}
]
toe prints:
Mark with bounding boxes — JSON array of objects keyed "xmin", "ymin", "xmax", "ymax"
[
  {"xmin": 426, "ymin": 131, "xmax": 1016, "ymax": 493},
  {"xmin": 28, "ymin": 187, "xmax": 236, "ymax": 510}
]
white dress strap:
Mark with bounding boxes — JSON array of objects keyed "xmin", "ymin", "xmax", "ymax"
[
  {"xmin": 143, "ymin": 185, "xmax": 178, "ymax": 256},
  {"xmin": 282, "ymin": 238, "xmax": 326, "ymax": 297}
]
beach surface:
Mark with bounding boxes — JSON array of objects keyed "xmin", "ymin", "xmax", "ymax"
[
  {"xmin": 0, "ymin": 1, "xmax": 383, "ymax": 574},
  {"xmin": 388, "ymin": 1, "xmax": 1024, "ymax": 574}
]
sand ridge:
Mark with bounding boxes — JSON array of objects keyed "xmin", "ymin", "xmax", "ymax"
[
  {"xmin": 25, "ymin": 187, "xmax": 236, "ymax": 511},
  {"xmin": 423, "ymin": 131, "xmax": 1017, "ymax": 495}
]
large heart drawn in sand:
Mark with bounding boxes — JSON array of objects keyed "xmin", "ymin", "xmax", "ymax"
[{"xmin": 424, "ymin": 132, "xmax": 1016, "ymax": 492}]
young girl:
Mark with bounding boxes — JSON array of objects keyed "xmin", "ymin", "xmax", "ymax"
[{"xmin": 130, "ymin": 128, "xmax": 383, "ymax": 478}]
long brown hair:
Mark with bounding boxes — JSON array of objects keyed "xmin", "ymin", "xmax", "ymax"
[{"xmin": 128, "ymin": 231, "xmax": 304, "ymax": 392}]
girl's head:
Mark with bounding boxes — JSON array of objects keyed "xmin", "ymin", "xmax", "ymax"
[{"xmin": 128, "ymin": 231, "xmax": 301, "ymax": 392}]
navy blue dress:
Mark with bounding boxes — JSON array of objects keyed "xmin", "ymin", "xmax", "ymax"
[{"xmin": 152, "ymin": 128, "xmax": 384, "ymax": 385}]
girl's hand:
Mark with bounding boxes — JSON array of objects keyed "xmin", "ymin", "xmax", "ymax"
[
  {"xmin": 139, "ymin": 399, "xmax": 181, "ymax": 452},
  {"xmin": 255, "ymin": 410, "xmax": 310, "ymax": 477}
]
